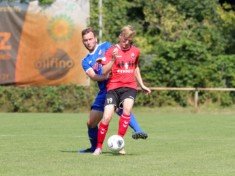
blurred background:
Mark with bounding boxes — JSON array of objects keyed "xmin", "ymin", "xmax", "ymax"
[{"xmin": 0, "ymin": 0, "xmax": 235, "ymax": 112}]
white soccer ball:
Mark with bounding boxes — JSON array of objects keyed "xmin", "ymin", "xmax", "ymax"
[{"xmin": 107, "ymin": 135, "xmax": 125, "ymax": 152}]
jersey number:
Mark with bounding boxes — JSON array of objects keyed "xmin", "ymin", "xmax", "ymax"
[{"xmin": 107, "ymin": 98, "xmax": 113, "ymax": 104}]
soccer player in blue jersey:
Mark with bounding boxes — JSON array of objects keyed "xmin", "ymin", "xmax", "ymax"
[{"xmin": 80, "ymin": 27, "xmax": 148, "ymax": 153}]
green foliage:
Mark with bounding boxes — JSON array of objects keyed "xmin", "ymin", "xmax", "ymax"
[
  {"xmin": 1, "ymin": 0, "xmax": 54, "ymax": 4},
  {"xmin": 0, "ymin": 85, "xmax": 92, "ymax": 112},
  {"xmin": 38, "ymin": 0, "xmax": 54, "ymax": 5},
  {"xmin": 1, "ymin": 0, "xmax": 235, "ymax": 108},
  {"xmin": 90, "ymin": 0, "xmax": 132, "ymax": 42}
]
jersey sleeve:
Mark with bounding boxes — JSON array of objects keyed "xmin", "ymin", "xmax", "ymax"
[
  {"xmin": 103, "ymin": 42, "xmax": 112, "ymax": 51},
  {"xmin": 96, "ymin": 42, "xmax": 112, "ymax": 63},
  {"xmin": 82, "ymin": 58, "xmax": 91, "ymax": 73},
  {"xmin": 102, "ymin": 47, "xmax": 113, "ymax": 65}
]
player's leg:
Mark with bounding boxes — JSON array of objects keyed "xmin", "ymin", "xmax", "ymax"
[
  {"xmin": 87, "ymin": 110, "xmax": 103, "ymax": 151},
  {"xmin": 93, "ymin": 90, "xmax": 117, "ymax": 155},
  {"xmin": 116, "ymin": 97, "xmax": 134, "ymax": 155},
  {"xmin": 116, "ymin": 109, "xmax": 140, "ymax": 132},
  {"xmin": 116, "ymin": 109, "xmax": 148, "ymax": 139},
  {"xmin": 79, "ymin": 109, "xmax": 103, "ymax": 153},
  {"xmin": 93, "ymin": 104, "xmax": 115, "ymax": 155},
  {"xmin": 79, "ymin": 92, "xmax": 105, "ymax": 153},
  {"xmin": 117, "ymin": 88, "xmax": 136, "ymax": 137},
  {"xmin": 118, "ymin": 98, "xmax": 134, "ymax": 137}
]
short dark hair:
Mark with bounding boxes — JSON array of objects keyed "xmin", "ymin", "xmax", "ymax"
[{"xmin": 81, "ymin": 27, "xmax": 97, "ymax": 37}]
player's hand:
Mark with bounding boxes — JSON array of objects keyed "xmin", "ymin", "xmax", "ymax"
[
  {"xmin": 112, "ymin": 48, "xmax": 121, "ymax": 61},
  {"xmin": 96, "ymin": 57, "xmax": 104, "ymax": 63},
  {"xmin": 104, "ymin": 73, "xmax": 110, "ymax": 80},
  {"xmin": 141, "ymin": 86, "xmax": 151, "ymax": 95}
]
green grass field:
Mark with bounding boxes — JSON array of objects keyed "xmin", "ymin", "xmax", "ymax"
[{"xmin": 0, "ymin": 108, "xmax": 234, "ymax": 176}]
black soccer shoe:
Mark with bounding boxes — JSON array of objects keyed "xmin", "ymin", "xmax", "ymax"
[
  {"xmin": 79, "ymin": 147, "xmax": 95, "ymax": 153},
  {"xmin": 132, "ymin": 132, "xmax": 148, "ymax": 140}
]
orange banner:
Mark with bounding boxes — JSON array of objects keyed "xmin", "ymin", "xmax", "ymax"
[{"xmin": 0, "ymin": 0, "xmax": 89, "ymax": 86}]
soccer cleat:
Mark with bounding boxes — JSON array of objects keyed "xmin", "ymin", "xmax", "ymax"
[
  {"xmin": 132, "ymin": 131, "xmax": 148, "ymax": 140},
  {"xmin": 93, "ymin": 148, "xmax": 102, "ymax": 156},
  {"xmin": 79, "ymin": 147, "xmax": 95, "ymax": 153},
  {"xmin": 118, "ymin": 148, "xmax": 126, "ymax": 155}
]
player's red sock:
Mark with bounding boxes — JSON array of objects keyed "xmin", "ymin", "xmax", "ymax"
[
  {"xmin": 96, "ymin": 122, "xmax": 109, "ymax": 149},
  {"xmin": 118, "ymin": 113, "xmax": 131, "ymax": 137}
]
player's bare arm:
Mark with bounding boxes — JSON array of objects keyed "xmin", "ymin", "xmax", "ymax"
[
  {"xmin": 86, "ymin": 69, "xmax": 108, "ymax": 81},
  {"xmin": 102, "ymin": 48, "xmax": 118, "ymax": 75},
  {"xmin": 135, "ymin": 66, "xmax": 151, "ymax": 94}
]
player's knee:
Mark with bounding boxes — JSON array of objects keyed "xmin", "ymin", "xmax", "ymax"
[
  {"xmin": 87, "ymin": 121, "xmax": 97, "ymax": 128},
  {"xmin": 122, "ymin": 109, "xmax": 131, "ymax": 116},
  {"xmin": 102, "ymin": 116, "xmax": 112, "ymax": 125}
]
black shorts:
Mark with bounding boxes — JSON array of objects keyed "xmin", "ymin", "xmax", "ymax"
[{"xmin": 104, "ymin": 87, "xmax": 137, "ymax": 109}]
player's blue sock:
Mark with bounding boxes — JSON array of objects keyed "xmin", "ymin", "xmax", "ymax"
[
  {"xmin": 116, "ymin": 109, "xmax": 142, "ymax": 133},
  {"xmin": 129, "ymin": 113, "xmax": 142, "ymax": 133},
  {"xmin": 88, "ymin": 126, "xmax": 98, "ymax": 150}
]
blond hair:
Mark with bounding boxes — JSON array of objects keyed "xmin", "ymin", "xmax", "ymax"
[{"xmin": 120, "ymin": 25, "xmax": 136, "ymax": 39}]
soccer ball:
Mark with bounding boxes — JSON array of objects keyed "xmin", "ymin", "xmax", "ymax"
[{"xmin": 107, "ymin": 135, "xmax": 125, "ymax": 152}]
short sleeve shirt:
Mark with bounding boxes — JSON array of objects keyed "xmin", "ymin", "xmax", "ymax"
[
  {"xmin": 82, "ymin": 42, "xmax": 111, "ymax": 92},
  {"xmin": 102, "ymin": 44, "xmax": 140, "ymax": 91}
]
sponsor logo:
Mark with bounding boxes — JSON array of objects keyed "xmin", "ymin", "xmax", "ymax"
[
  {"xmin": 0, "ymin": 32, "xmax": 12, "ymax": 60},
  {"xmin": 117, "ymin": 69, "xmax": 134, "ymax": 73},
  {"xmin": 98, "ymin": 49, "xmax": 103, "ymax": 56},
  {"xmin": 47, "ymin": 14, "xmax": 74, "ymax": 41},
  {"xmin": 124, "ymin": 62, "xmax": 129, "ymax": 69},
  {"xmin": 117, "ymin": 61, "xmax": 135, "ymax": 68},
  {"xmin": 0, "ymin": 32, "xmax": 11, "ymax": 50},
  {"xmin": 35, "ymin": 49, "xmax": 74, "ymax": 80},
  {"xmin": 131, "ymin": 53, "xmax": 135, "ymax": 59},
  {"xmin": 116, "ymin": 60, "xmax": 135, "ymax": 74},
  {"xmin": 92, "ymin": 62, "xmax": 102, "ymax": 72},
  {"xmin": 123, "ymin": 121, "xmax": 129, "ymax": 125},
  {"xmin": 100, "ymin": 128, "xmax": 106, "ymax": 134},
  {"xmin": 122, "ymin": 124, "xmax": 128, "ymax": 128}
]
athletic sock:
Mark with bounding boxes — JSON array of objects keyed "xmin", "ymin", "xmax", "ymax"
[
  {"xmin": 129, "ymin": 113, "xmax": 142, "ymax": 133},
  {"xmin": 96, "ymin": 122, "xmax": 109, "ymax": 149},
  {"xmin": 116, "ymin": 109, "xmax": 142, "ymax": 132},
  {"xmin": 88, "ymin": 126, "xmax": 98, "ymax": 150},
  {"xmin": 118, "ymin": 113, "xmax": 131, "ymax": 137}
]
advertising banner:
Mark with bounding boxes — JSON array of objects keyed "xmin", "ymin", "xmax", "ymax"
[{"xmin": 0, "ymin": 0, "xmax": 89, "ymax": 86}]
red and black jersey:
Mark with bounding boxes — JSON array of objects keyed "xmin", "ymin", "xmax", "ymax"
[{"xmin": 102, "ymin": 44, "xmax": 140, "ymax": 91}]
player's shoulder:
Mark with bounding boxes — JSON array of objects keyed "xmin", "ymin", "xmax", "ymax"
[
  {"xmin": 82, "ymin": 53, "xmax": 91, "ymax": 66},
  {"xmin": 98, "ymin": 41, "xmax": 112, "ymax": 49},
  {"xmin": 82, "ymin": 54, "xmax": 89, "ymax": 62},
  {"xmin": 81, "ymin": 58, "xmax": 87, "ymax": 67},
  {"xmin": 107, "ymin": 44, "xmax": 116, "ymax": 51},
  {"xmin": 131, "ymin": 45, "xmax": 140, "ymax": 51},
  {"xmin": 130, "ymin": 45, "xmax": 140, "ymax": 54}
]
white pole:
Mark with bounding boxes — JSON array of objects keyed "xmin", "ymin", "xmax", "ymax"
[
  {"xmin": 194, "ymin": 90, "xmax": 199, "ymax": 112},
  {"xmin": 98, "ymin": 0, "xmax": 102, "ymax": 43}
]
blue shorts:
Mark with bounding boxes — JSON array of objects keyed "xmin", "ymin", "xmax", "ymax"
[{"xmin": 91, "ymin": 90, "xmax": 106, "ymax": 112}]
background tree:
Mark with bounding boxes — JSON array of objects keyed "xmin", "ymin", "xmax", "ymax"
[{"xmin": 90, "ymin": 0, "xmax": 235, "ymax": 106}]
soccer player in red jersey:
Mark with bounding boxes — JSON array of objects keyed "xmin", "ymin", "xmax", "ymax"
[{"xmin": 93, "ymin": 25, "xmax": 151, "ymax": 155}]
